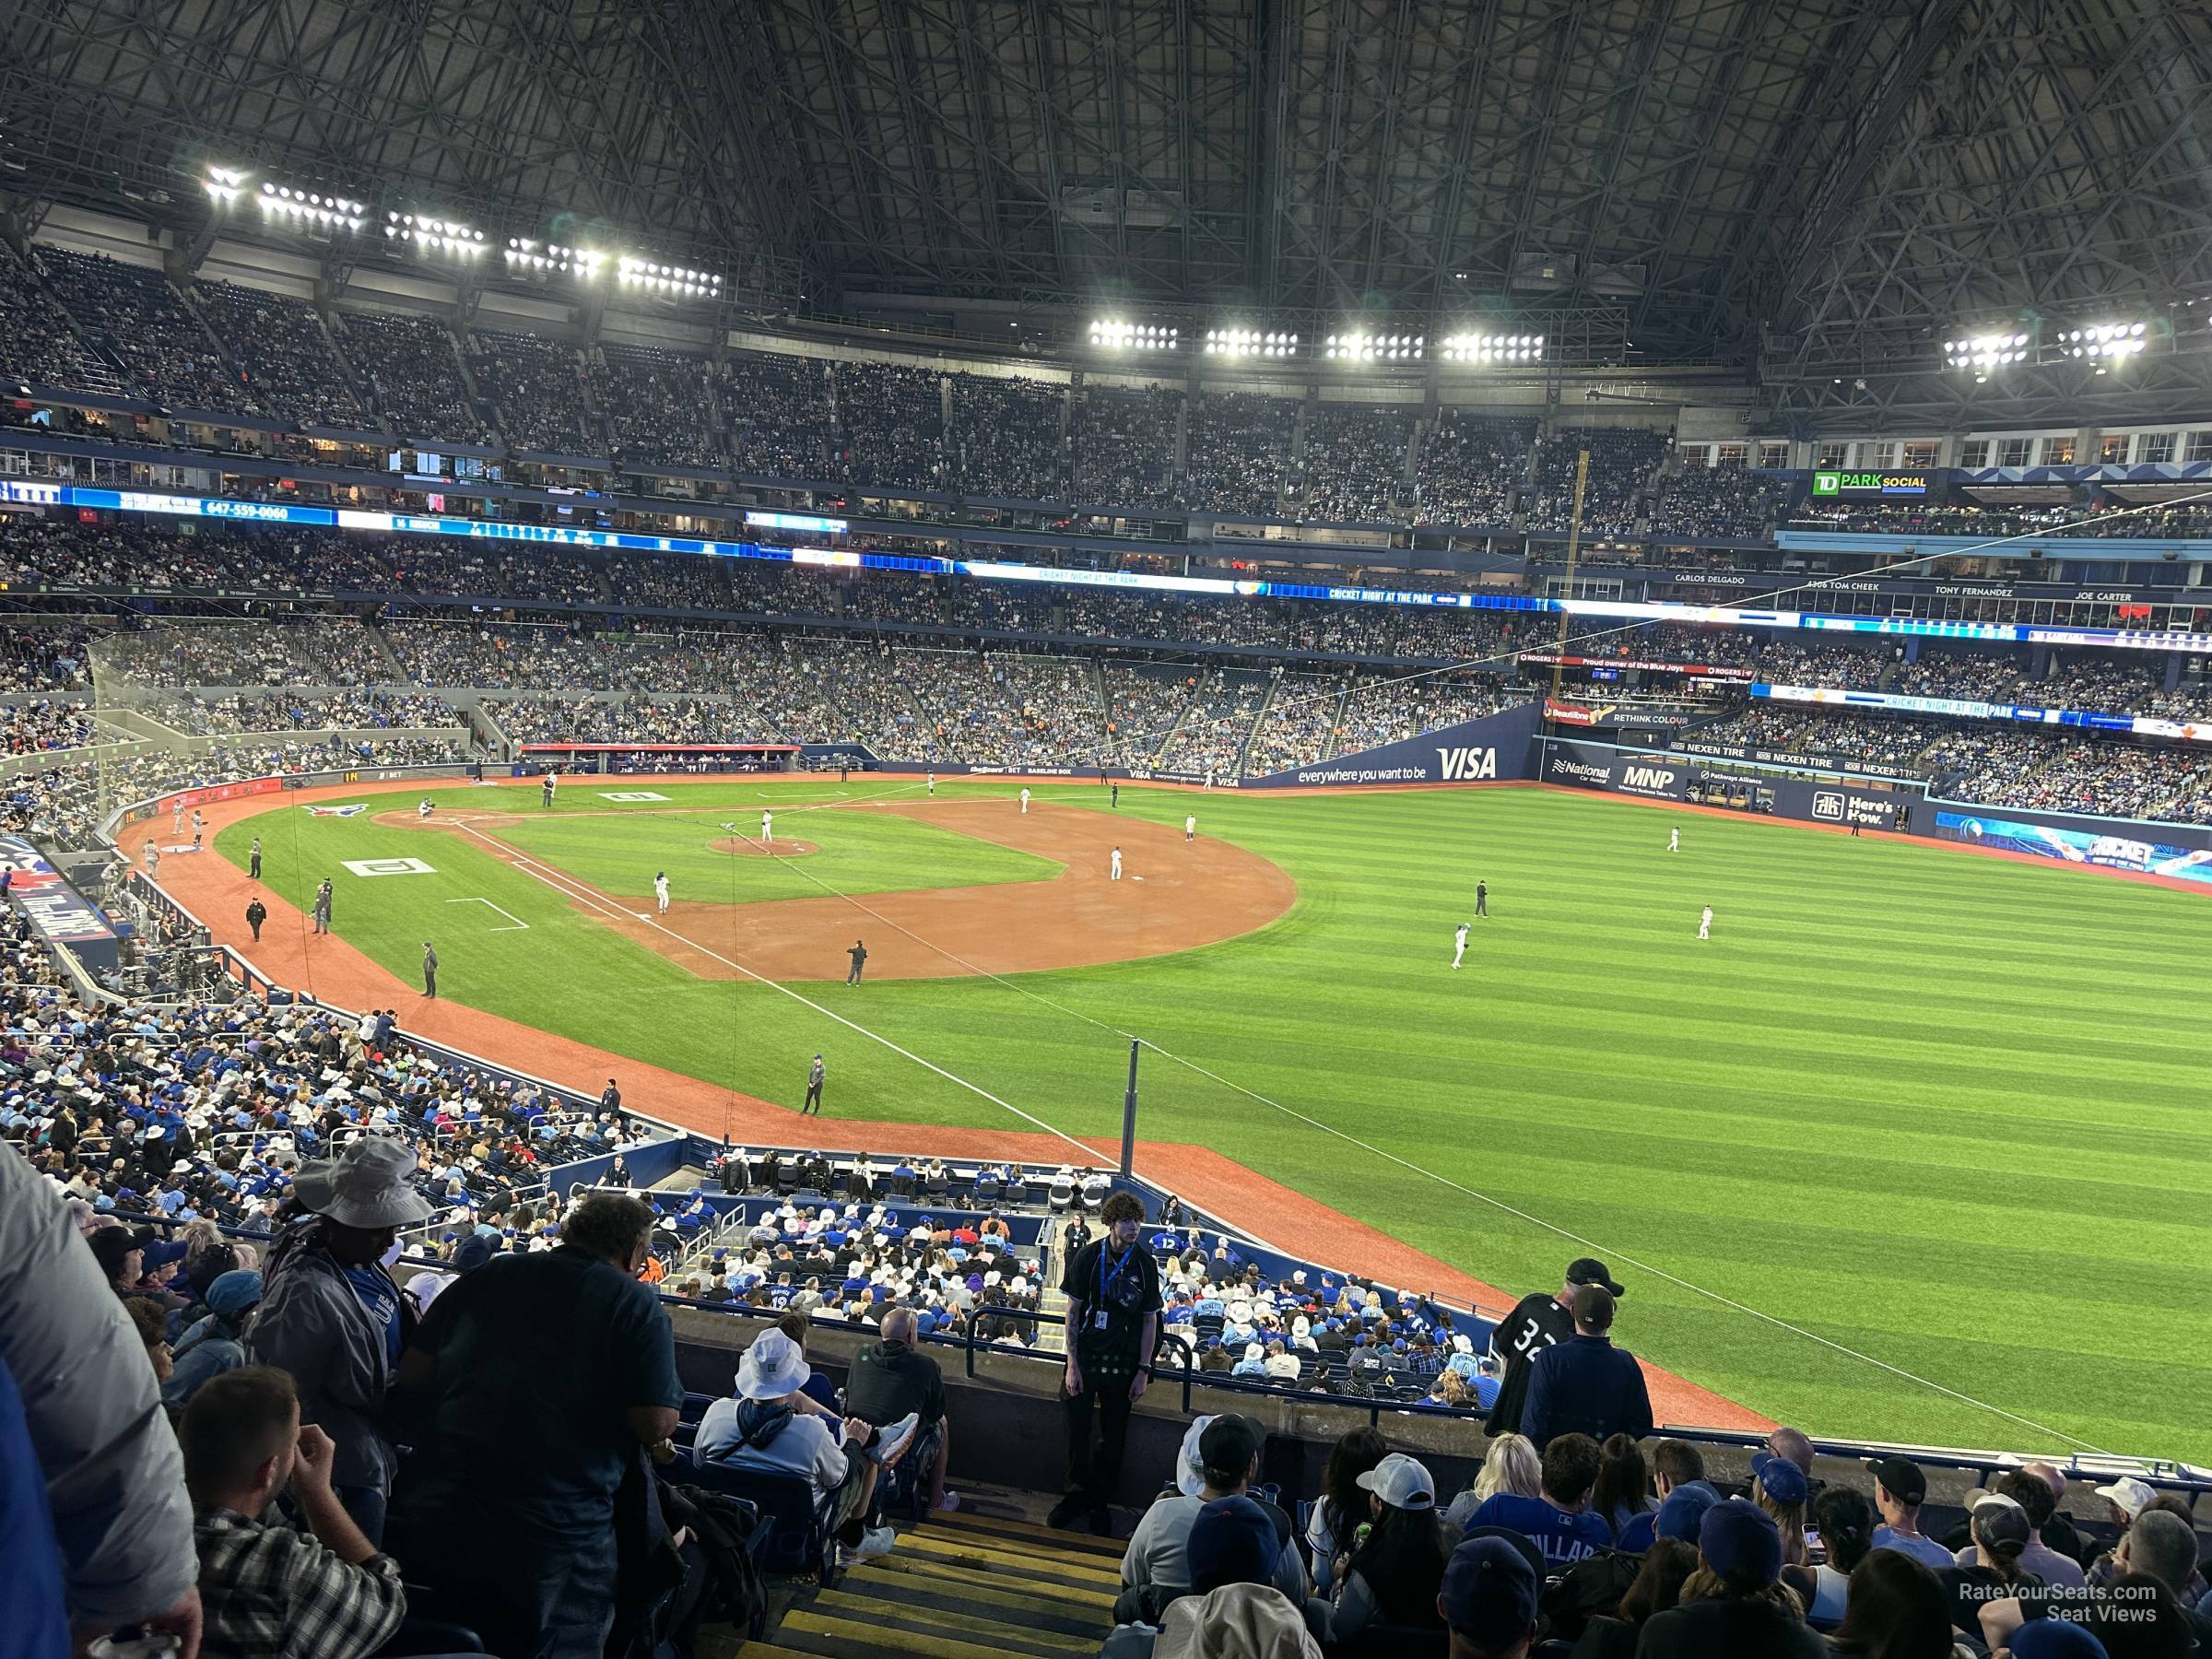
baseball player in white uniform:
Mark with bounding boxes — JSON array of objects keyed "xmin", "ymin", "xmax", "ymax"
[
  {"xmin": 191, "ymin": 809, "xmax": 206, "ymax": 848},
  {"xmin": 1019, "ymin": 788, "xmax": 1030, "ymax": 815},
  {"xmin": 172, "ymin": 800, "xmax": 184, "ymax": 835},
  {"xmin": 1184, "ymin": 814, "xmax": 1195, "ymax": 841},
  {"xmin": 1698, "ymin": 904, "xmax": 1712, "ymax": 940},
  {"xmin": 418, "ymin": 798, "xmax": 434, "ymax": 820},
  {"xmin": 927, "ymin": 772, "xmax": 936, "ymax": 796},
  {"xmin": 1669, "ymin": 827, "xmax": 1680, "ymax": 853},
  {"xmin": 1110, "ymin": 845, "xmax": 1123, "ymax": 880},
  {"xmin": 1452, "ymin": 923, "xmax": 1470, "ymax": 969},
  {"xmin": 760, "ymin": 810, "xmax": 773, "ymax": 846},
  {"xmin": 653, "ymin": 871, "xmax": 670, "ymax": 913}
]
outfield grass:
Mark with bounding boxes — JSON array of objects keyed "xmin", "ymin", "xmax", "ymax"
[{"xmin": 218, "ymin": 779, "xmax": 2212, "ymax": 1461}]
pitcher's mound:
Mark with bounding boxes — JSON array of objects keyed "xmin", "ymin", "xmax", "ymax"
[{"xmin": 710, "ymin": 837, "xmax": 818, "ymax": 858}]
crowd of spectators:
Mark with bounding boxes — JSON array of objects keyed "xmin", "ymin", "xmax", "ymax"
[
  {"xmin": 1527, "ymin": 427, "xmax": 1667, "ymax": 535},
  {"xmin": 1792, "ymin": 499, "xmax": 2212, "ymax": 541},
  {"xmin": 1934, "ymin": 730, "xmax": 2212, "ymax": 824},
  {"xmin": 33, "ymin": 248, "xmax": 242, "ymax": 413},
  {"xmin": 1650, "ymin": 464, "xmax": 1783, "ymax": 540},
  {"xmin": 887, "ymin": 649, "xmax": 1103, "ymax": 767},
  {"xmin": 139, "ymin": 690, "xmax": 461, "ymax": 739},
  {"xmin": 1152, "ymin": 667, "xmax": 1272, "ymax": 777},
  {"xmin": 0, "ymin": 698, "xmax": 103, "ymax": 754},
  {"xmin": 334, "ymin": 310, "xmax": 488, "ymax": 441},
  {"xmin": 1072, "ymin": 383, "xmax": 1183, "ymax": 510},
  {"xmin": 1410, "ymin": 411, "xmax": 1536, "ymax": 526},
  {"xmin": 949, "ymin": 372, "xmax": 1065, "ymax": 500},
  {"xmin": 0, "ymin": 241, "xmax": 109, "ymax": 391},
  {"xmin": 1184, "ymin": 392, "xmax": 1293, "ymax": 517},
  {"xmin": 835, "ymin": 360, "xmax": 947, "ymax": 491},
  {"xmin": 591, "ymin": 344, "xmax": 720, "ymax": 471},
  {"xmin": 192, "ymin": 281, "xmax": 371, "ymax": 429},
  {"xmin": 468, "ymin": 329, "xmax": 591, "ymax": 455},
  {"xmin": 0, "ymin": 625, "xmax": 97, "ymax": 692},
  {"xmin": 1241, "ymin": 673, "xmax": 1352, "ymax": 774},
  {"xmin": 1295, "ymin": 405, "xmax": 1412, "ymax": 524},
  {"xmin": 720, "ymin": 350, "xmax": 837, "ymax": 478}
]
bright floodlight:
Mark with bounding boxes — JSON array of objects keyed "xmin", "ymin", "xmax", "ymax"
[
  {"xmin": 1944, "ymin": 329, "xmax": 2030, "ymax": 371},
  {"xmin": 1206, "ymin": 327, "xmax": 1295, "ymax": 358},
  {"xmin": 1092, "ymin": 318, "xmax": 1175, "ymax": 351},
  {"xmin": 1439, "ymin": 330, "xmax": 1541, "ymax": 364}
]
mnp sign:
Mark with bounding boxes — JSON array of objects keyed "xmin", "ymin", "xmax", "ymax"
[
  {"xmin": 1538, "ymin": 738, "xmax": 1689, "ymax": 802},
  {"xmin": 1242, "ymin": 700, "xmax": 1542, "ymax": 788}
]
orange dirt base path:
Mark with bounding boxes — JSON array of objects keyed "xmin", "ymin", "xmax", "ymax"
[
  {"xmin": 158, "ymin": 773, "xmax": 1770, "ymax": 1432},
  {"xmin": 423, "ymin": 798, "xmax": 1296, "ymax": 982}
]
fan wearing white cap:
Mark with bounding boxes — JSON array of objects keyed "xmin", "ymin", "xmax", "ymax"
[
  {"xmin": 1302, "ymin": 1452, "xmax": 1447, "ymax": 1646},
  {"xmin": 244, "ymin": 1135, "xmax": 432, "ymax": 1543},
  {"xmin": 696, "ymin": 1327, "xmax": 917, "ymax": 1567}
]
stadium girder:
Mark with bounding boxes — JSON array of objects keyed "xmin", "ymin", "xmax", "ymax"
[{"xmin": 2, "ymin": 0, "xmax": 2208, "ymax": 420}]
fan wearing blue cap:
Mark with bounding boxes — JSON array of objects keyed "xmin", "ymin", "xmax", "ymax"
[
  {"xmin": 1439, "ymin": 1534, "xmax": 1540, "ymax": 1658},
  {"xmin": 1634, "ymin": 1497, "xmax": 1827, "ymax": 1657},
  {"xmin": 164, "ymin": 1269, "xmax": 264, "ymax": 1408}
]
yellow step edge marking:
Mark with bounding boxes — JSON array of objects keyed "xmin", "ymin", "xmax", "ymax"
[{"xmin": 810, "ymin": 1589, "xmax": 1100, "ymax": 1654}]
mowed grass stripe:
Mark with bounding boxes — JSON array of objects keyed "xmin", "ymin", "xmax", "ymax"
[{"xmin": 220, "ymin": 782, "xmax": 2212, "ymax": 1461}]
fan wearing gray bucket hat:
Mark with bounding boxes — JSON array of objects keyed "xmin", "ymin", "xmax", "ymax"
[{"xmin": 246, "ymin": 1135, "xmax": 433, "ymax": 1543}]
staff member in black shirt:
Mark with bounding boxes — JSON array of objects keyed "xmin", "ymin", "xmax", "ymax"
[
  {"xmin": 1049, "ymin": 1190, "xmax": 1160, "ymax": 1535},
  {"xmin": 1484, "ymin": 1257, "xmax": 1623, "ymax": 1438}
]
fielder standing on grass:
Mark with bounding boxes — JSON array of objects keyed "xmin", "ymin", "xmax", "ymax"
[
  {"xmin": 1476, "ymin": 879, "xmax": 1488, "ymax": 918},
  {"xmin": 760, "ymin": 809, "xmax": 773, "ymax": 847},
  {"xmin": 1453, "ymin": 922, "xmax": 1470, "ymax": 969},
  {"xmin": 803, "ymin": 1053, "xmax": 825, "ymax": 1116},
  {"xmin": 1699, "ymin": 904, "xmax": 1712, "ymax": 941},
  {"xmin": 541, "ymin": 771, "xmax": 557, "ymax": 809},
  {"xmin": 1668, "ymin": 826, "xmax": 1679, "ymax": 853},
  {"xmin": 653, "ymin": 871, "xmax": 670, "ymax": 913},
  {"xmin": 927, "ymin": 771, "xmax": 936, "ymax": 796},
  {"xmin": 422, "ymin": 940, "xmax": 439, "ymax": 997}
]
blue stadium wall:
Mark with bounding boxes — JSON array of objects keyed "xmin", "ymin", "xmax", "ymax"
[{"xmin": 1536, "ymin": 735, "xmax": 2212, "ymax": 886}]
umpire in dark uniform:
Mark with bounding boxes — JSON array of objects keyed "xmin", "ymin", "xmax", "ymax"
[
  {"xmin": 802, "ymin": 1054, "xmax": 825, "ymax": 1115},
  {"xmin": 244, "ymin": 897, "xmax": 266, "ymax": 942},
  {"xmin": 845, "ymin": 939, "xmax": 867, "ymax": 985},
  {"xmin": 421, "ymin": 940, "xmax": 439, "ymax": 998}
]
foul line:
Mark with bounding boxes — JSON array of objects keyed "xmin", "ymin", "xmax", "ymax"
[
  {"xmin": 730, "ymin": 800, "xmax": 2110, "ymax": 1453},
  {"xmin": 443, "ymin": 896, "xmax": 530, "ymax": 932},
  {"xmin": 445, "ymin": 818, "xmax": 1100, "ymax": 1167}
]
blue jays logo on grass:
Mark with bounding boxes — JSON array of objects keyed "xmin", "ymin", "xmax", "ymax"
[{"xmin": 304, "ymin": 805, "xmax": 368, "ymax": 818}]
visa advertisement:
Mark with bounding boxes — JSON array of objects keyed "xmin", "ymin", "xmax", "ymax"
[{"xmin": 1930, "ymin": 810, "xmax": 2212, "ymax": 885}]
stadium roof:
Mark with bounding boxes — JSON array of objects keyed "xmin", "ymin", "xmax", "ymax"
[{"xmin": 5, "ymin": 0, "xmax": 2210, "ymax": 409}]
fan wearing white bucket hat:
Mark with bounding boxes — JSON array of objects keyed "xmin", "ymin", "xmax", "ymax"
[
  {"xmin": 697, "ymin": 1327, "xmax": 918, "ymax": 1567},
  {"xmin": 245, "ymin": 1135, "xmax": 432, "ymax": 1545}
]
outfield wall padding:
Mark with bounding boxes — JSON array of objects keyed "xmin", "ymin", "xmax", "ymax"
[
  {"xmin": 1537, "ymin": 737, "xmax": 1913, "ymax": 830},
  {"xmin": 1241, "ymin": 700, "xmax": 1544, "ymax": 788}
]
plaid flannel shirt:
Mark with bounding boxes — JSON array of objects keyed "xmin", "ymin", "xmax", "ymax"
[{"xmin": 194, "ymin": 1506, "xmax": 407, "ymax": 1659}]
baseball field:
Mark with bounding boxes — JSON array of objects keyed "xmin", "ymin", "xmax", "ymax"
[{"xmin": 207, "ymin": 777, "xmax": 2212, "ymax": 1463}]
